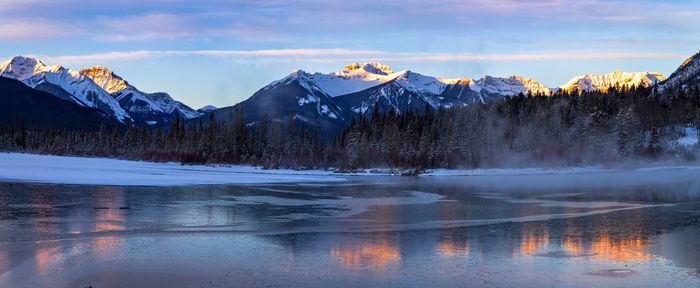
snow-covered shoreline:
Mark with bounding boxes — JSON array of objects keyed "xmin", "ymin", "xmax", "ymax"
[
  {"xmin": 0, "ymin": 152, "xmax": 344, "ymax": 186},
  {"xmin": 0, "ymin": 152, "xmax": 698, "ymax": 186}
]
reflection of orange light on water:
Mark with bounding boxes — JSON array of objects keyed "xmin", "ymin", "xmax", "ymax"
[
  {"xmin": 437, "ymin": 240, "xmax": 470, "ymax": 255},
  {"xmin": 90, "ymin": 236, "xmax": 125, "ymax": 260},
  {"xmin": 33, "ymin": 246, "xmax": 60, "ymax": 275},
  {"xmin": 562, "ymin": 234, "xmax": 651, "ymax": 262},
  {"xmin": 563, "ymin": 236, "xmax": 584, "ymax": 255},
  {"xmin": 515, "ymin": 225, "xmax": 549, "ymax": 257},
  {"xmin": 93, "ymin": 221, "xmax": 124, "ymax": 232},
  {"xmin": 92, "ymin": 187, "xmax": 126, "ymax": 233},
  {"xmin": 590, "ymin": 236, "xmax": 649, "ymax": 262},
  {"xmin": 330, "ymin": 239, "xmax": 400, "ymax": 271},
  {"xmin": 93, "ymin": 208, "xmax": 125, "ymax": 232},
  {"xmin": 519, "ymin": 234, "xmax": 549, "ymax": 256}
]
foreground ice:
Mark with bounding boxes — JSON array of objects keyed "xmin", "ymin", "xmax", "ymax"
[
  {"xmin": 0, "ymin": 178, "xmax": 698, "ymax": 288},
  {"xmin": 0, "ymin": 153, "xmax": 344, "ymax": 186}
]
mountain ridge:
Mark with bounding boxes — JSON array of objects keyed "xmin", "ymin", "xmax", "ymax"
[
  {"xmin": 0, "ymin": 56, "xmax": 202, "ymax": 125},
  {"xmin": 656, "ymin": 50, "xmax": 700, "ymax": 94},
  {"xmin": 0, "ymin": 56, "xmax": 132, "ymax": 123},
  {"xmin": 0, "ymin": 55, "xmax": 684, "ymax": 133}
]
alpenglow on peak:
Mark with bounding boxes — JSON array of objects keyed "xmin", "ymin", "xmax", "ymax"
[
  {"xmin": 79, "ymin": 66, "xmax": 130, "ymax": 94},
  {"xmin": 340, "ymin": 62, "xmax": 394, "ymax": 75}
]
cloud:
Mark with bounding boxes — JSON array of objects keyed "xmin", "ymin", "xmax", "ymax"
[
  {"xmin": 94, "ymin": 12, "xmax": 256, "ymax": 41},
  {"xmin": 39, "ymin": 49, "xmax": 388, "ymax": 65},
  {"xmin": 377, "ymin": 52, "xmax": 685, "ymax": 62},
  {"xmin": 37, "ymin": 49, "xmax": 685, "ymax": 66},
  {"xmin": 41, "ymin": 51, "xmax": 163, "ymax": 65},
  {"xmin": 0, "ymin": 18, "xmax": 83, "ymax": 41},
  {"xmin": 2, "ymin": 1, "xmax": 699, "ymax": 43}
]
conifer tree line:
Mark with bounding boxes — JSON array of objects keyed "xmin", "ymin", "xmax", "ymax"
[
  {"xmin": 1, "ymin": 84, "xmax": 698, "ymax": 170},
  {"xmin": 332, "ymin": 85, "xmax": 699, "ymax": 169}
]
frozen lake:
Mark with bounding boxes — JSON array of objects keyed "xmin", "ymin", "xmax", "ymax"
[{"xmin": 0, "ymin": 170, "xmax": 699, "ymax": 287}]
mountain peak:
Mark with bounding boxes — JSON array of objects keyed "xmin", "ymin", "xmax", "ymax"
[
  {"xmin": 560, "ymin": 71, "xmax": 664, "ymax": 93},
  {"xmin": 342, "ymin": 62, "xmax": 393, "ymax": 75},
  {"xmin": 679, "ymin": 50, "xmax": 700, "ymax": 68},
  {"xmin": 475, "ymin": 75, "xmax": 552, "ymax": 96},
  {"xmin": 197, "ymin": 105, "xmax": 217, "ymax": 113},
  {"xmin": 8, "ymin": 55, "xmax": 44, "ymax": 66},
  {"xmin": 80, "ymin": 66, "xmax": 120, "ymax": 78},
  {"xmin": 79, "ymin": 66, "xmax": 130, "ymax": 94},
  {"xmin": 0, "ymin": 55, "xmax": 48, "ymax": 81}
]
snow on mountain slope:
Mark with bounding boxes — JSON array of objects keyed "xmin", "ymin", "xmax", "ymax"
[
  {"xmin": 475, "ymin": 75, "xmax": 552, "ymax": 96},
  {"xmin": 197, "ymin": 105, "xmax": 217, "ymax": 113},
  {"xmin": 305, "ymin": 62, "xmax": 398, "ymax": 96},
  {"xmin": 269, "ymin": 62, "xmax": 461, "ymax": 97},
  {"xmin": 269, "ymin": 62, "xmax": 550, "ymax": 100},
  {"xmin": 394, "ymin": 70, "xmax": 461, "ymax": 95},
  {"xmin": 335, "ymin": 80, "xmax": 433, "ymax": 115},
  {"xmin": 257, "ymin": 62, "xmax": 557, "ymax": 125},
  {"xmin": 209, "ymin": 68, "xmax": 349, "ymax": 135},
  {"xmin": 559, "ymin": 70, "xmax": 664, "ymax": 93},
  {"xmin": 146, "ymin": 92, "xmax": 202, "ymax": 119},
  {"xmin": 79, "ymin": 66, "xmax": 202, "ymax": 122},
  {"xmin": 0, "ymin": 56, "xmax": 45, "ymax": 81},
  {"xmin": 0, "ymin": 56, "xmax": 131, "ymax": 122},
  {"xmin": 258, "ymin": 69, "xmax": 346, "ymax": 121},
  {"xmin": 657, "ymin": 50, "xmax": 700, "ymax": 93}
]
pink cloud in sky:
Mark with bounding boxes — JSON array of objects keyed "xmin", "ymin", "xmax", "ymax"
[{"xmin": 37, "ymin": 49, "xmax": 684, "ymax": 67}]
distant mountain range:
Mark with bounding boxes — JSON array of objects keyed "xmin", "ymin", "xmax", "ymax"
[
  {"xmin": 204, "ymin": 61, "xmax": 670, "ymax": 134},
  {"xmin": 2, "ymin": 51, "xmax": 698, "ymax": 133}
]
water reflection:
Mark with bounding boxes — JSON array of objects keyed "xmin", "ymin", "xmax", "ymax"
[
  {"xmin": 22, "ymin": 186, "xmax": 128, "ymax": 278},
  {"xmin": 437, "ymin": 239, "xmax": 470, "ymax": 256},
  {"xmin": 33, "ymin": 246, "xmax": 60, "ymax": 275},
  {"xmin": 330, "ymin": 234, "xmax": 400, "ymax": 272},
  {"xmin": 561, "ymin": 234, "xmax": 650, "ymax": 262},
  {"xmin": 92, "ymin": 187, "xmax": 126, "ymax": 233},
  {"xmin": 515, "ymin": 223, "xmax": 549, "ymax": 257},
  {"xmin": 590, "ymin": 236, "xmax": 649, "ymax": 262},
  {"xmin": 0, "ymin": 174, "xmax": 698, "ymax": 287},
  {"xmin": 87, "ymin": 236, "xmax": 125, "ymax": 261}
]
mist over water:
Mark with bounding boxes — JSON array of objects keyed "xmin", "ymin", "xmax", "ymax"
[{"xmin": 0, "ymin": 168, "xmax": 698, "ymax": 287}]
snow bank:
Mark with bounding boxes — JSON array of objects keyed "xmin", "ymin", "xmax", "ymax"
[
  {"xmin": 0, "ymin": 153, "xmax": 344, "ymax": 186},
  {"xmin": 1, "ymin": 152, "xmax": 698, "ymax": 186},
  {"xmin": 674, "ymin": 127, "xmax": 698, "ymax": 147}
]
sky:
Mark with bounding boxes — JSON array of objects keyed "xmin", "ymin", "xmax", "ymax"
[{"xmin": 1, "ymin": 0, "xmax": 699, "ymax": 109}]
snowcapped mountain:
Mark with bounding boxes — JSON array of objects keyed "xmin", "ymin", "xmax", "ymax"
[
  {"xmin": 80, "ymin": 66, "xmax": 202, "ymax": 125},
  {"xmin": 252, "ymin": 69, "xmax": 346, "ymax": 122},
  {"xmin": 202, "ymin": 68, "xmax": 348, "ymax": 134},
  {"xmin": 3, "ymin": 55, "xmax": 684, "ymax": 135},
  {"xmin": 559, "ymin": 70, "xmax": 664, "ymax": 93},
  {"xmin": 656, "ymin": 50, "xmax": 700, "ymax": 94},
  {"xmin": 0, "ymin": 56, "xmax": 202, "ymax": 126},
  {"xmin": 306, "ymin": 62, "xmax": 399, "ymax": 96},
  {"xmin": 294, "ymin": 62, "xmax": 551, "ymax": 100},
  {"xmin": 205, "ymin": 62, "xmax": 555, "ymax": 133},
  {"xmin": 477, "ymin": 75, "xmax": 552, "ymax": 96},
  {"xmin": 272, "ymin": 63, "xmax": 551, "ymax": 113},
  {"xmin": 197, "ymin": 105, "xmax": 217, "ymax": 113},
  {"xmin": 0, "ymin": 56, "xmax": 132, "ymax": 123}
]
